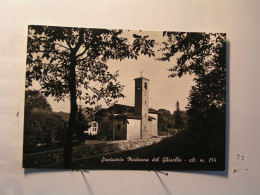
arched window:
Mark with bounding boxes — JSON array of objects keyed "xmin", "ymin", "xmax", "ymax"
[{"xmin": 144, "ymin": 82, "xmax": 147, "ymax": 90}]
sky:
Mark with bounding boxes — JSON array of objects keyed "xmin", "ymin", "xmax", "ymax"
[
  {"xmin": 106, "ymin": 55, "xmax": 194, "ymax": 113},
  {"xmin": 31, "ymin": 29, "xmax": 195, "ymax": 113}
]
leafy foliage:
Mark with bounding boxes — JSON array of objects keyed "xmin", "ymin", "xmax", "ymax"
[
  {"xmin": 159, "ymin": 32, "xmax": 226, "ymax": 154},
  {"xmin": 158, "ymin": 109, "xmax": 174, "ymax": 134},
  {"xmin": 25, "ymin": 89, "xmax": 52, "ymax": 112},
  {"xmin": 26, "ymin": 25, "xmax": 155, "ymax": 168},
  {"xmin": 26, "ymin": 25, "xmax": 155, "ymax": 104},
  {"xmin": 74, "ymin": 107, "xmax": 89, "ymax": 144},
  {"xmin": 173, "ymin": 101, "xmax": 185, "ymax": 130},
  {"xmin": 158, "ymin": 106, "xmax": 187, "ymax": 136},
  {"xmin": 23, "ymin": 90, "xmax": 65, "ymax": 148}
]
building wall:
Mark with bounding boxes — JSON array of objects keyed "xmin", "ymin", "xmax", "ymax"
[
  {"xmin": 113, "ymin": 119, "xmax": 127, "ymax": 140},
  {"xmin": 149, "ymin": 113, "xmax": 158, "ymax": 137},
  {"xmin": 97, "ymin": 77, "xmax": 158, "ymax": 140},
  {"xmin": 134, "ymin": 77, "xmax": 150, "ymax": 138},
  {"xmin": 126, "ymin": 119, "xmax": 141, "ymax": 140},
  {"xmin": 84, "ymin": 121, "xmax": 98, "ymax": 136},
  {"xmin": 97, "ymin": 112, "xmax": 113, "ymax": 140}
]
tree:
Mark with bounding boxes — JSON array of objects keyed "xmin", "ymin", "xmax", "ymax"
[
  {"xmin": 74, "ymin": 106, "xmax": 89, "ymax": 144},
  {"xmin": 25, "ymin": 89, "xmax": 52, "ymax": 112},
  {"xmin": 173, "ymin": 101, "xmax": 184, "ymax": 131},
  {"xmin": 26, "ymin": 25, "xmax": 155, "ymax": 168},
  {"xmin": 24, "ymin": 90, "xmax": 65, "ymax": 148},
  {"xmin": 24, "ymin": 90, "xmax": 52, "ymax": 145},
  {"xmin": 159, "ymin": 32, "xmax": 226, "ymax": 153},
  {"xmin": 159, "ymin": 32, "xmax": 226, "ymax": 109},
  {"xmin": 157, "ymin": 109, "xmax": 174, "ymax": 134}
]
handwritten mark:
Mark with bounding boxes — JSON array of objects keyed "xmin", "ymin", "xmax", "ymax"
[{"xmin": 15, "ymin": 103, "xmax": 19, "ymax": 128}]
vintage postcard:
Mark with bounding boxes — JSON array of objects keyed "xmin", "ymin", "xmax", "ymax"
[{"xmin": 23, "ymin": 25, "xmax": 226, "ymax": 170}]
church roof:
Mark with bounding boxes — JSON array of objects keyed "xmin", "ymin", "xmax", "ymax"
[
  {"xmin": 109, "ymin": 104, "xmax": 134, "ymax": 113},
  {"xmin": 109, "ymin": 104, "xmax": 158, "ymax": 114},
  {"xmin": 95, "ymin": 104, "xmax": 158, "ymax": 121},
  {"xmin": 148, "ymin": 108, "xmax": 159, "ymax": 114},
  {"xmin": 134, "ymin": 76, "xmax": 150, "ymax": 81},
  {"xmin": 114, "ymin": 113, "xmax": 142, "ymax": 120},
  {"xmin": 82, "ymin": 104, "xmax": 158, "ymax": 121}
]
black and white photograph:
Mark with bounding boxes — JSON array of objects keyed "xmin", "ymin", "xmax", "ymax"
[{"xmin": 23, "ymin": 25, "xmax": 226, "ymax": 170}]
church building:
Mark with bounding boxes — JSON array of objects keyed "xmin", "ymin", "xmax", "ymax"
[{"xmin": 96, "ymin": 76, "xmax": 158, "ymax": 140}]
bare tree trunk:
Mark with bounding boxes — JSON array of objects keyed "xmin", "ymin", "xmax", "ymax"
[
  {"xmin": 64, "ymin": 58, "xmax": 77, "ymax": 169},
  {"xmin": 63, "ymin": 30, "xmax": 83, "ymax": 169}
]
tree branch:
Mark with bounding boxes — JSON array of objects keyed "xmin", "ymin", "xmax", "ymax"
[
  {"xmin": 63, "ymin": 28, "xmax": 73, "ymax": 50},
  {"xmin": 85, "ymin": 84, "xmax": 111, "ymax": 107},
  {"xmin": 55, "ymin": 43, "xmax": 69, "ymax": 50},
  {"xmin": 76, "ymin": 46, "xmax": 88, "ymax": 58},
  {"xmin": 74, "ymin": 29, "xmax": 84, "ymax": 53}
]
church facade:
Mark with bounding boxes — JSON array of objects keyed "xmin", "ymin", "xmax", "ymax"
[{"xmin": 96, "ymin": 76, "xmax": 158, "ymax": 140}]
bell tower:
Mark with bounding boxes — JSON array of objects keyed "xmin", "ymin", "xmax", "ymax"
[{"xmin": 134, "ymin": 74, "xmax": 150, "ymax": 138}]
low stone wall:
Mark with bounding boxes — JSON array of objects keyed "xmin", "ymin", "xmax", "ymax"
[
  {"xmin": 114, "ymin": 137, "xmax": 163, "ymax": 150},
  {"xmin": 23, "ymin": 137, "xmax": 165, "ymax": 168}
]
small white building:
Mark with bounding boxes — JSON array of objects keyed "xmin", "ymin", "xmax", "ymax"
[{"xmin": 84, "ymin": 121, "xmax": 98, "ymax": 136}]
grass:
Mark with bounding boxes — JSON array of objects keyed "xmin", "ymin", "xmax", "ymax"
[
  {"xmin": 73, "ymin": 129, "xmax": 225, "ymax": 171},
  {"xmin": 23, "ymin": 128, "xmax": 225, "ymax": 171}
]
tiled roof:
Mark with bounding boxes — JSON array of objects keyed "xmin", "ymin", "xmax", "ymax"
[
  {"xmin": 134, "ymin": 77, "xmax": 150, "ymax": 81},
  {"xmin": 91, "ymin": 104, "xmax": 158, "ymax": 120}
]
